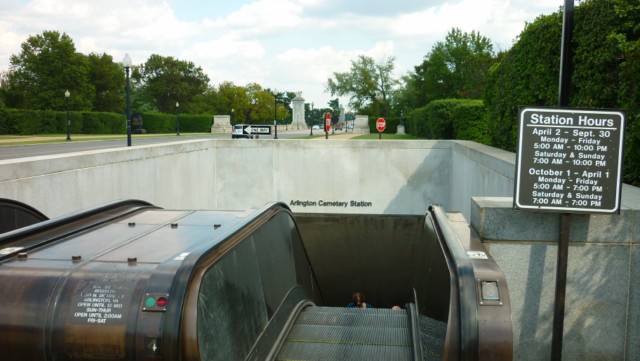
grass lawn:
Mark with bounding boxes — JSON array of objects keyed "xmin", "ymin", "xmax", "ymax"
[{"xmin": 350, "ymin": 133, "xmax": 420, "ymax": 140}]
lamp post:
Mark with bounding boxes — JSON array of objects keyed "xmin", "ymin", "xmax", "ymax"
[
  {"xmin": 309, "ymin": 102, "xmax": 314, "ymax": 136},
  {"xmin": 176, "ymin": 102, "xmax": 180, "ymax": 136},
  {"xmin": 122, "ymin": 54, "xmax": 132, "ymax": 146},
  {"xmin": 274, "ymin": 95, "xmax": 279, "ymax": 139},
  {"xmin": 65, "ymin": 90, "xmax": 71, "ymax": 141}
]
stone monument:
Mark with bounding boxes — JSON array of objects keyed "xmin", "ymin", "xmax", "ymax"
[
  {"xmin": 211, "ymin": 115, "xmax": 231, "ymax": 133},
  {"xmin": 353, "ymin": 115, "xmax": 370, "ymax": 134},
  {"xmin": 291, "ymin": 92, "xmax": 305, "ymax": 130},
  {"xmin": 397, "ymin": 111, "xmax": 405, "ymax": 135}
]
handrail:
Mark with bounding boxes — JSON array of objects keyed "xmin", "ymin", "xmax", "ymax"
[
  {"xmin": 429, "ymin": 205, "xmax": 479, "ymax": 361},
  {"xmin": 408, "ymin": 288, "xmax": 424, "ymax": 361},
  {"xmin": 0, "ymin": 198, "xmax": 48, "ymax": 224},
  {"xmin": 0, "ymin": 199, "xmax": 156, "ymax": 261},
  {"xmin": 170, "ymin": 202, "xmax": 323, "ymax": 360}
]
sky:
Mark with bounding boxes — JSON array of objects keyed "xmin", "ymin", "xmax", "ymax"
[{"xmin": 0, "ymin": 0, "xmax": 562, "ymax": 109}]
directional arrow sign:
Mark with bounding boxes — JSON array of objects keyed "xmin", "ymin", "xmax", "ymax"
[{"xmin": 243, "ymin": 125, "xmax": 271, "ymax": 135}]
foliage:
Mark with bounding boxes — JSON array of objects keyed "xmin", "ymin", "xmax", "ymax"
[
  {"xmin": 0, "ymin": 108, "xmax": 122, "ymax": 135},
  {"xmin": 0, "ymin": 108, "xmax": 213, "ymax": 135},
  {"xmin": 140, "ymin": 112, "xmax": 211, "ymax": 133},
  {"xmin": 326, "ymin": 55, "xmax": 399, "ymax": 116},
  {"xmin": 87, "ymin": 53, "xmax": 124, "ymax": 113},
  {"xmin": 451, "ymin": 100, "xmax": 490, "ymax": 144},
  {"xmin": 484, "ymin": 12, "xmax": 563, "ymax": 151},
  {"xmin": 140, "ymin": 54, "xmax": 210, "ymax": 113},
  {"xmin": 3, "ymin": 31, "xmax": 94, "ymax": 111},
  {"xmin": 407, "ymin": 99, "xmax": 486, "ymax": 141},
  {"xmin": 483, "ymin": 0, "xmax": 640, "ymax": 185},
  {"xmin": 404, "ymin": 28, "xmax": 496, "ymax": 109}
]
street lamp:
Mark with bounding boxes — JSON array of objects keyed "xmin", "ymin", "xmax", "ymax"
[
  {"xmin": 122, "ymin": 53, "xmax": 132, "ymax": 147},
  {"xmin": 274, "ymin": 95, "xmax": 280, "ymax": 139},
  {"xmin": 309, "ymin": 102, "xmax": 314, "ymax": 136},
  {"xmin": 176, "ymin": 102, "xmax": 180, "ymax": 136},
  {"xmin": 65, "ymin": 90, "xmax": 71, "ymax": 141}
]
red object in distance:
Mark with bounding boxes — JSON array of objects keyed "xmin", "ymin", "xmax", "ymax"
[
  {"xmin": 376, "ymin": 117, "xmax": 386, "ymax": 132},
  {"xmin": 325, "ymin": 112, "xmax": 331, "ymax": 132}
]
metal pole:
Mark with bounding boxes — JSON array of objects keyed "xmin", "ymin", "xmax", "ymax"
[
  {"xmin": 558, "ymin": 0, "xmax": 574, "ymax": 107},
  {"xmin": 551, "ymin": 213, "xmax": 571, "ymax": 360},
  {"xmin": 274, "ymin": 96, "xmax": 278, "ymax": 139},
  {"xmin": 125, "ymin": 66, "xmax": 131, "ymax": 147},
  {"xmin": 65, "ymin": 91, "xmax": 71, "ymax": 141},
  {"xmin": 551, "ymin": 3, "xmax": 574, "ymax": 359},
  {"xmin": 176, "ymin": 102, "xmax": 180, "ymax": 136}
]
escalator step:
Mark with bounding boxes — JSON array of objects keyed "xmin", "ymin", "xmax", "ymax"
[
  {"xmin": 276, "ymin": 341, "xmax": 411, "ymax": 361},
  {"xmin": 276, "ymin": 306, "xmax": 415, "ymax": 361},
  {"xmin": 286, "ymin": 324, "xmax": 411, "ymax": 346},
  {"xmin": 296, "ymin": 307, "xmax": 408, "ymax": 329}
]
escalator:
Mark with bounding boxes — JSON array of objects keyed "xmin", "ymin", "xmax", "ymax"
[
  {"xmin": 275, "ymin": 305, "xmax": 446, "ymax": 361},
  {"xmin": 0, "ymin": 198, "xmax": 48, "ymax": 233},
  {"xmin": 0, "ymin": 200, "xmax": 512, "ymax": 361}
]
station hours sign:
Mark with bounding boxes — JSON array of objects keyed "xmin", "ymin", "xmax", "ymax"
[{"xmin": 514, "ymin": 107, "xmax": 625, "ymax": 214}]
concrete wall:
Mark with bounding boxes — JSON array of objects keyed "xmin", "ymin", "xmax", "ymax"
[
  {"xmin": 1, "ymin": 138, "xmax": 639, "ymax": 359},
  {"xmin": 471, "ymin": 195, "xmax": 640, "ymax": 361},
  {"xmin": 0, "ymin": 139, "xmax": 517, "ymax": 219}
]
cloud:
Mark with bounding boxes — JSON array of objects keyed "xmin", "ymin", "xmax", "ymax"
[{"xmin": 0, "ymin": 0, "xmax": 561, "ymax": 107}]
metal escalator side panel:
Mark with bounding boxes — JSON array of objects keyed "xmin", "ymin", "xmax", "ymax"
[
  {"xmin": 422, "ymin": 212, "xmax": 460, "ymax": 361},
  {"xmin": 0, "ymin": 198, "xmax": 48, "ymax": 233},
  {"xmin": 428, "ymin": 205, "xmax": 513, "ymax": 361},
  {"xmin": 445, "ymin": 212, "xmax": 513, "ymax": 361},
  {"xmin": 174, "ymin": 202, "xmax": 320, "ymax": 361},
  {"xmin": 428, "ymin": 205, "xmax": 479, "ymax": 361}
]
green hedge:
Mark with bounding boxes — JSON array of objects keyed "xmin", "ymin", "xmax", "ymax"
[
  {"xmin": 140, "ymin": 112, "xmax": 212, "ymax": 133},
  {"xmin": 451, "ymin": 100, "xmax": 490, "ymax": 144},
  {"xmin": 407, "ymin": 99, "xmax": 488, "ymax": 143},
  {"xmin": 0, "ymin": 108, "xmax": 212, "ymax": 135},
  {"xmin": 366, "ymin": 115, "xmax": 405, "ymax": 133}
]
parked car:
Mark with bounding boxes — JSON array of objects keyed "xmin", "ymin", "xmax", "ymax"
[{"xmin": 312, "ymin": 125, "xmax": 320, "ymax": 130}]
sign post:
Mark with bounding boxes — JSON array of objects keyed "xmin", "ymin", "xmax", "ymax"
[
  {"xmin": 376, "ymin": 117, "xmax": 386, "ymax": 140},
  {"xmin": 515, "ymin": 106, "xmax": 625, "ymax": 361},
  {"xmin": 324, "ymin": 112, "xmax": 331, "ymax": 139}
]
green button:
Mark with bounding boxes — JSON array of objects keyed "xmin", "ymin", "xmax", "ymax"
[{"xmin": 145, "ymin": 297, "xmax": 156, "ymax": 308}]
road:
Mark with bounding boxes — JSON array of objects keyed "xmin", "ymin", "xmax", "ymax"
[{"xmin": 0, "ymin": 131, "xmax": 310, "ymax": 161}]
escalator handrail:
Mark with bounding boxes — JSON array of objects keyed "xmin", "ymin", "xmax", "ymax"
[
  {"xmin": 429, "ymin": 205, "xmax": 479, "ymax": 361},
  {"xmin": 0, "ymin": 199, "xmax": 157, "ymax": 260},
  {"xmin": 408, "ymin": 288, "xmax": 424, "ymax": 361},
  {"xmin": 0, "ymin": 198, "xmax": 49, "ymax": 222},
  {"xmin": 167, "ymin": 201, "xmax": 324, "ymax": 360}
]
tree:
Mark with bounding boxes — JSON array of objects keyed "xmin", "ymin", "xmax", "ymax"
[
  {"xmin": 140, "ymin": 54, "xmax": 210, "ymax": 113},
  {"xmin": 483, "ymin": 0, "xmax": 640, "ymax": 185},
  {"xmin": 406, "ymin": 28, "xmax": 495, "ymax": 109},
  {"xmin": 87, "ymin": 53, "xmax": 124, "ymax": 112},
  {"xmin": 484, "ymin": 14, "xmax": 562, "ymax": 151},
  {"xmin": 216, "ymin": 81, "xmax": 251, "ymax": 124},
  {"xmin": 326, "ymin": 55, "xmax": 398, "ymax": 116},
  {"xmin": 3, "ymin": 30, "xmax": 93, "ymax": 110}
]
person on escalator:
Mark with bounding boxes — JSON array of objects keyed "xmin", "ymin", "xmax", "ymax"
[{"xmin": 347, "ymin": 292, "xmax": 373, "ymax": 308}]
